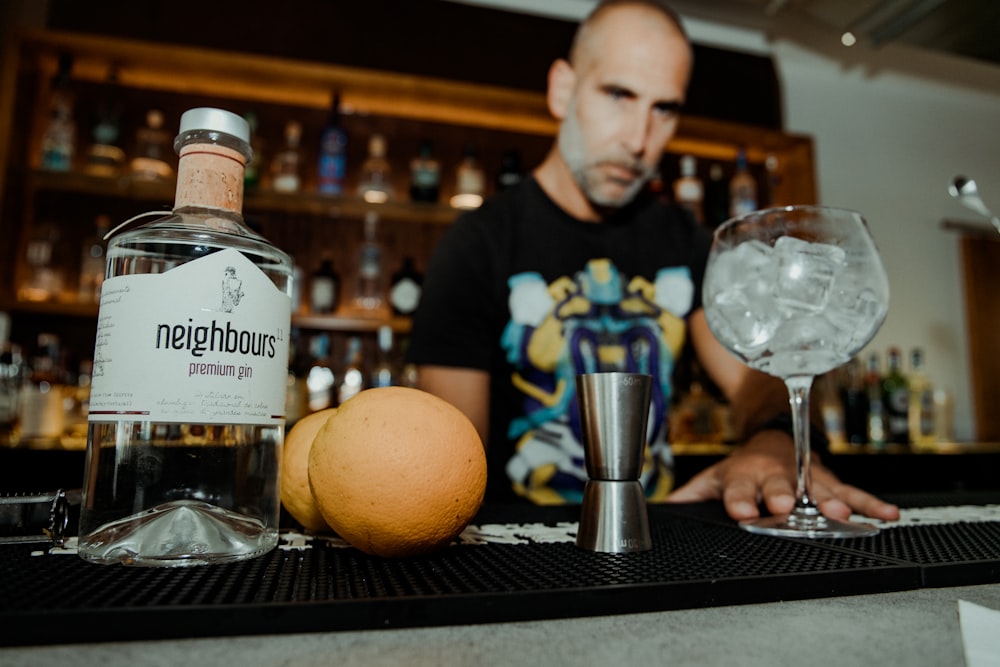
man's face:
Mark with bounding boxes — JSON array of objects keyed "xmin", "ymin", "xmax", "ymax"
[{"xmin": 558, "ymin": 11, "xmax": 691, "ymax": 208}]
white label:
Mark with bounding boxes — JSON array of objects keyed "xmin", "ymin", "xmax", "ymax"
[{"xmin": 89, "ymin": 248, "xmax": 291, "ymax": 425}]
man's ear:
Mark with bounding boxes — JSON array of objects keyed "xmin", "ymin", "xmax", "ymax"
[{"xmin": 547, "ymin": 59, "xmax": 575, "ymax": 120}]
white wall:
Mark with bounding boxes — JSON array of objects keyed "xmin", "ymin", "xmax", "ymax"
[
  {"xmin": 453, "ymin": 0, "xmax": 1000, "ymax": 441},
  {"xmin": 774, "ymin": 42, "xmax": 1000, "ymax": 441}
]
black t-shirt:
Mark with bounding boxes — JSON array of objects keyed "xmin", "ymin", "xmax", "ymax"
[{"xmin": 408, "ymin": 177, "xmax": 713, "ymax": 504}]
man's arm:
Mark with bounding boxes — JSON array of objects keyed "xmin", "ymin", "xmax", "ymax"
[
  {"xmin": 669, "ymin": 309, "xmax": 900, "ymax": 522},
  {"xmin": 417, "ymin": 365, "xmax": 491, "ymax": 447}
]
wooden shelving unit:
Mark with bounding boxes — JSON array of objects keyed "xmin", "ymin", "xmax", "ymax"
[{"xmin": 0, "ymin": 28, "xmax": 817, "ymax": 366}]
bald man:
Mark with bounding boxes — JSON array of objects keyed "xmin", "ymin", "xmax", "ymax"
[{"xmin": 407, "ymin": 0, "xmax": 899, "ymax": 523}]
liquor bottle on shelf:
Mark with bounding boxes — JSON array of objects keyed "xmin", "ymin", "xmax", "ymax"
[
  {"xmin": 933, "ymin": 387, "xmax": 955, "ymax": 443},
  {"xmin": 450, "ymin": 144, "xmax": 485, "ymax": 210},
  {"xmin": 77, "ymin": 107, "xmax": 294, "ymax": 567},
  {"xmin": 271, "ymin": 120, "xmax": 303, "ymax": 193},
  {"xmin": 764, "ymin": 153, "xmax": 782, "ymax": 207},
  {"xmin": 400, "ymin": 362, "xmax": 419, "ymax": 389},
  {"xmin": 63, "ymin": 359, "xmax": 93, "ymax": 446},
  {"xmin": 351, "ymin": 211, "xmax": 387, "ymax": 316},
  {"xmin": 18, "ymin": 221, "xmax": 64, "ymax": 303},
  {"xmin": 359, "ymin": 134, "xmax": 392, "ymax": 204},
  {"xmin": 338, "ymin": 336, "xmax": 365, "ymax": 404},
  {"xmin": 839, "ymin": 356, "xmax": 869, "ymax": 447},
  {"xmin": 865, "ymin": 352, "xmax": 887, "ymax": 449},
  {"xmin": 882, "ymin": 346, "xmax": 910, "ymax": 446},
  {"xmin": 16, "ymin": 333, "xmax": 68, "ymax": 447},
  {"xmin": 496, "ymin": 150, "xmax": 524, "ymax": 192},
  {"xmin": 371, "ymin": 325, "xmax": 396, "ymax": 388},
  {"xmin": 305, "ymin": 333, "xmax": 336, "ymax": 413},
  {"xmin": 242, "ymin": 111, "xmax": 263, "ymax": 191},
  {"xmin": 908, "ymin": 347, "xmax": 936, "ymax": 451},
  {"xmin": 409, "ymin": 139, "xmax": 440, "ymax": 203},
  {"xmin": 39, "ymin": 53, "xmax": 75, "ymax": 172},
  {"xmin": 317, "ymin": 92, "xmax": 348, "ymax": 196},
  {"xmin": 77, "ymin": 214, "xmax": 110, "ymax": 304},
  {"xmin": 129, "ymin": 109, "xmax": 174, "ymax": 182},
  {"xmin": 673, "ymin": 154, "xmax": 704, "ymax": 224},
  {"xmin": 83, "ymin": 68, "xmax": 125, "ymax": 178},
  {"xmin": 389, "ymin": 256, "xmax": 423, "ymax": 317},
  {"xmin": 729, "ymin": 149, "xmax": 757, "ymax": 218},
  {"xmin": 703, "ymin": 163, "xmax": 729, "ymax": 229},
  {"xmin": 0, "ymin": 315, "xmax": 22, "ymax": 442},
  {"xmin": 816, "ymin": 370, "xmax": 847, "ymax": 452},
  {"xmin": 309, "ymin": 256, "xmax": 340, "ymax": 315}
]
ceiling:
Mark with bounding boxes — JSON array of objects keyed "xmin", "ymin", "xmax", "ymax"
[{"xmin": 665, "ymin": 0, "xmax": 1000, "ymax": 68}]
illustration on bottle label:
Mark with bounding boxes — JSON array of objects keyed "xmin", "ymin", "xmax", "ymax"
[{"xmin": 89, "ymin": 248, "xmax": 291, "ymax": 425}]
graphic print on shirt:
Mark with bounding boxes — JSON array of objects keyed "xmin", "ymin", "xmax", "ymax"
[{"xmin": 500, "ymin": 258, "xmax": 693, "ymax": 504}]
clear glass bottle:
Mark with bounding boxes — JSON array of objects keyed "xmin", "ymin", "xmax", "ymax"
[
  {"xmin": 16, "ymin": 333, "xmax": 67, "ymax": 448},
  {"xmin": 129, "ymin": 109, "xmax": 174, "ymax": 182},
  {"xmin": 78, "ymin": 214, "xmax": 110, "ymax": 304},
  {"xmin": 359, "ymin": 134, "xmax": 392, "ymax": 204},
  {"xmin": 78, "ymin": 107, "xmax": 294, "ymax": 567},
  {"xmin": 337, "ymin": 336, "xmax": 365, "ymax": 405},
  {"xmin": 271, "ymin": 120, "xmax": 302, "ymax": 193},
  {"xmin": 352, "ymin": 211, "xmax": 387, "ymax": 315},
  {"xmin": 673, "ymin": 154, "xmax": 704, "ymax": 224},
  {"xmin": 728, "ymin": 148, "xmax": 757, "ymax": 218},
  {"xmin": 907, "ymin": 347, "xmax": 936, "ymax": 451},
  {"xmin": 18, "ymin": 221, "xmax": 64, "ymax": 302},
  {"xmin": 39, "ymin": 53, "xmax": 75, "ymax": 172},
  {"xmin": 305, "ymin": 333, "xmax": 336, "ymax": 413},
  {"xmin": 0, "ymin": 315, "xmax": 22, "ymax": 444},
  {"xmin": 450, "ymin": 144, "xmax": 485, "ymax": 209},
  {"xmin": 371, "ymin": 325, "xmax": 395, "ymax": 388}
]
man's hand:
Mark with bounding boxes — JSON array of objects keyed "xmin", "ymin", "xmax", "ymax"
[{"xmin": 666, "ymin": 431, "xmax": 901, "ymax": 522}]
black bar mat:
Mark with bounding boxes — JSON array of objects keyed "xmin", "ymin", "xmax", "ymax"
[{"xmin": 0, "ymin": 506, "xmax": 920, "ymax": 647}]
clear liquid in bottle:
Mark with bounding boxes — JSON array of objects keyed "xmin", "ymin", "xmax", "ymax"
[{"xmin": 78, "ymin": 108, "xmax": 293, "ymax": 567}]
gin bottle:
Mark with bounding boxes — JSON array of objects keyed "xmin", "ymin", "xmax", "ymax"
[{"xmin": 78, "ymin": 107, "xmax": 293, "ymax": 567}]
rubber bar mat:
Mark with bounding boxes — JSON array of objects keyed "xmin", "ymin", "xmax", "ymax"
[{"xmin": 0, "ymin": 506, "xmax": 922, "ymax": 647}]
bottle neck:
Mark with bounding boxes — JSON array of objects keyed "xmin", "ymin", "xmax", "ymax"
[{"xmin": 173, "ymin": 142, "xmax": 246, "ymax": 216}]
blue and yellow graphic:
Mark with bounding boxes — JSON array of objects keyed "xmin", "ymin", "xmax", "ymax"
[{"xmin": 500, "ymin": 258, "xmax": 695, "ymax": 504}]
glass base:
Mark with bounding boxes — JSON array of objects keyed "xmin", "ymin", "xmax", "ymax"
[{"xmin": 739, "ymin": 511, "xmax": 880, "ymax": 539}]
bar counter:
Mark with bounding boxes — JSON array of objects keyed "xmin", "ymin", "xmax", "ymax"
[
  {"xmin": 1, "ymin": 583, "xmax": 997, "ymax": 666},
  {"xmin": 3, "ymin": 495, "xmax": 1000, "ymax": 665}
]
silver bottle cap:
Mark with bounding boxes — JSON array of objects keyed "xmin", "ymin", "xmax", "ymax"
[{"xmin": 177, "ymin": 107, "xmax": 250, "ymax": 144}]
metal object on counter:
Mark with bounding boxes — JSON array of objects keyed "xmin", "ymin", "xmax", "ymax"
[
  {"xmin": 575, "ymin": 372, "xmax": 653, "ymax": 553},
  {"xmin": 0, "ymin": 489, "xmax": 76, "ymax": 546}
]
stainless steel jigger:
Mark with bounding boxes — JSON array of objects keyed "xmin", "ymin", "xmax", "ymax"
[{"xmin": 575, "ymin": 372, "xmax": 653, "ymax": 553}]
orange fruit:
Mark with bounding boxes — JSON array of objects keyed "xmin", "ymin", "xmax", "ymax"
[
  {"xmin": 280, "ymin": 408, "xmax": 336, "ymax": 532},
  {"xmin": 308, "ymin": 386, "xmax": 486, "ymax": 558}
]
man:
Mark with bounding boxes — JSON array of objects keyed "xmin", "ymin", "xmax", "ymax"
[{"xmin": 408, "ymin": 0, "xmax": 899, "ymax": 523}]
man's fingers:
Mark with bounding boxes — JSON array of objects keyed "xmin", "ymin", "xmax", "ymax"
[
  {"xmin": 721, "ymin": 477, "xmax": 763, "ymax": 520},
  {"xmin": 666, "ymin": 470, "xmax": 721, "ymax": 503},
  {"xmin": 759, "ymin": 475, "xmax": 795, "ymax": 516}
]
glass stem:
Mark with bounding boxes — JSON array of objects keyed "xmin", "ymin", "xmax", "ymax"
[{"xmin": 784, "ymin": 375, "xmax": 820, "ymax": 517}]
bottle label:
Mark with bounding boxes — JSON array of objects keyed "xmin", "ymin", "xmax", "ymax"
[
  {"xmin": 390, "ymin": 277, "xmax": 421, "ymax": 314},
  {"xmin": 89, "ymin": 248, "xmax": 291, "ymax": 425}
]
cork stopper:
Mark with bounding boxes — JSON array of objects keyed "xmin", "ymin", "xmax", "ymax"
[{"xmin": 172, "ymin": 108, "xmax": 250, "ymax": 214}]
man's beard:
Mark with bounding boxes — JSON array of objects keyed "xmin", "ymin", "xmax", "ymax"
[{"xmin": 558, "ymin": 103, "xmax": 656, "ymax": 209}]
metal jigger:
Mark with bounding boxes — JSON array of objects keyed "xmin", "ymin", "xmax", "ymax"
[{"xmin": 575, "ymin": 372, "xmax": 653, "ymax": 553}]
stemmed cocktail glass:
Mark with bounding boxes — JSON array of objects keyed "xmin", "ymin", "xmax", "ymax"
[{"xmin": 703, "ymin": 205, "xmax": 890, "ymax": 538}]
